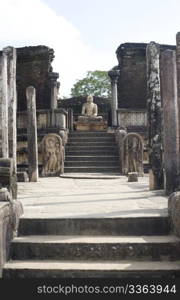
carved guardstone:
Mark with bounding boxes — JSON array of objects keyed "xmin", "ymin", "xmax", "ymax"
[
  {"xmin": 41, "ymin": 133, "xmax": 64, "ymax": 176},
  {"xmin": 122, "ymin": 133, "xmax": 144, "ymax": 176}
]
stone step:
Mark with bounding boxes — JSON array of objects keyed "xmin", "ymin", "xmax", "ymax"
[
  {"xmin": 3, "ymin": 260, "xmax": 180, "ymax": 278},
  {"xmin": 60, "ymin": 173, "xmax": 122, "ymax": 179},
  {"xmin": 66, "ymin": 146, "xmax": 117, "ymax": 151},
  {"xmin": 10, "ymin": 235, "xmax": 180, "ymax": 261},
  {"xmin": 68, "ymin": 137, "xmax": 115, "ymax": 142},
  {"xmin": 64, "ymin": 167, "xmax": 120, "ymax": 173},
  {"xmin": 18, "ymin": 216, "xmax": 169, "ymax": 236},
  {"xmin": 65, "ymin": 150, "xmax": 118, "ymax": 156},
  {"xmin": 69, "ymin": 132, "xmax": 113, "ymax": 137},
  {"xmin": 65, "ymin": 156, "xmax": 119, "ymax": 162},
  {"xmin": 67, "ymin": 142, "xmax": 116, "ymax": 146},
  {"xmin": 64, "ymin": 161, "xmax": 119, "ymax": 167}
]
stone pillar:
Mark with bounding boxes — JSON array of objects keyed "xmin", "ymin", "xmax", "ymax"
[
  {"xmin": 68, "ymin": 108, "xmax": 74, "ymax": 131},
  {"xmin": 161, "ymin": 50, "xmax": 179, "ymax": 194},
  {"xmin": 49, "ymin": 72, "xmax": 59, "ymax": 109},
  {"xmin": 108, "ymin": 69, "xmax": 120, "ymax": 127},
  {"xmin": 146, "ymin": 42, "xmax": 163, "ymax": 190},
  {"xmin": 4, "ymin": 47, "xmax": 17, "ymax": 172},
  {"xmin": 176, "ymin": 32, "xmax": 180, "ymax": 177},
  {"xmin": 26, "ymin": 86, "xmax": 38, "ymax": 182},
  {"xmin": 0, "ymin": 51, "xmax": 9, "ymax": 158}
]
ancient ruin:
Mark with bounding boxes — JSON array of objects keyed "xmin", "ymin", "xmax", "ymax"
[{"xmin": 1, "ymin": 32, "xmax": 180, "ymax": 280}]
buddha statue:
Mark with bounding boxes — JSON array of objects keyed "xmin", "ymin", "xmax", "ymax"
[{"xmin": 78, "ymin": 95, "xmax": 102, "ymax": 121}]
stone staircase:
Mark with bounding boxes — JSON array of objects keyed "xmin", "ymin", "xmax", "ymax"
[
  {"xmin": 64, "ymin": 131, "xmax": 120, "ymax": 173},
  {"xmin": 3, "ymin": 215, "xmax": 180, "ymax": 278}
]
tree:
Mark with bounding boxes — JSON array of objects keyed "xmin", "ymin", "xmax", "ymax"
[{"xmin": 71, "ymin": 70, "xmax": 111, "ymax": 98}]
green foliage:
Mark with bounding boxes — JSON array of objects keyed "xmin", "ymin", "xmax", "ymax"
[{"xmin": 71, "ymin": 70, "xmax": 111, "ymax": 98}]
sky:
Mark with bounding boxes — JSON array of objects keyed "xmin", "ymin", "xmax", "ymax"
[{"xmin": 0, "ymin": 0, "xmax": 180, "ymax": 97}]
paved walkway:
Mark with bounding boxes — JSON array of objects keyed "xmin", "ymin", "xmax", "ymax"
[{"xmin": 17, "ymin": 175, "xmax": 168, "ymax": 219}]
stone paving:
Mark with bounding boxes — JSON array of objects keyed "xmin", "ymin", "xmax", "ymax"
[{"xmin": 17, "ymin": 174, "xmax": 168, "ymax": 219}]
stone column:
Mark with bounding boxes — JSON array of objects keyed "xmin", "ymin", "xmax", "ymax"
[
  {"xmin": 49, "ymin": 72, "xmax": 59, "ymax": 109},
  {"xmin": 4, "ymin": 47, "xmax": 17, "ymax": 172},
  {"xmin": 0, "ymin": 51, "xmax": 9, "ymax": 158},
  {"xmin": 26, "ymin": 86, "xmax": 38, "ymax": 182},
  {"xmin": 68, "ymin": 108, "xmax": 74, "ymax": 131},
  {"xmin": 176, "ymin": 32, "xmax": 180, "ymax": 176},
  {"xmin": 108, "ymin": 69, "xmax": 120, "ymax": 127},
  {"xmin": 161, "ymin": 50, "xmax": 179, "ymax": 194},
  {"xmin": 146, "ymin": 42, "xmax": 163, "ymax": 190}
]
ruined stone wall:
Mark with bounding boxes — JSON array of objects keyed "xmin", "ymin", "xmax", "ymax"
[
  {"xmin": 16, "ymin": 46, "xmax": 57, "ymax": 111},
  {"xmin": 116, "ymin": 43, "xmax": 176, "ymax": 109}
]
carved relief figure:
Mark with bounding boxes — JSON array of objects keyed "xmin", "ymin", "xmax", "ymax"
[
  {"xmin": 122, "ymin": 133, "xmax": 144, "ymax": 176},
  {"xmin": 41, "ymin": 133, "xmax": 64, "ymax": 176}
]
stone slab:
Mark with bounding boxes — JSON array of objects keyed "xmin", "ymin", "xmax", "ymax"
[
  {"xmin": 17, "ymin": 176, "xmax": 168, "ymax": 219},
  {"xmin": 3, "ymin": 260, "xmax": 180, "ymax": 278},
  {"xmin": 11, "ymin": 234, "xmax": 180, "ymax": 261},
  {"xmin": 60, "ymin": 173, "xmax": 122, "ymax": 179}
]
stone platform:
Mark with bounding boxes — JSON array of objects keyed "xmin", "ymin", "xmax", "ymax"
[
  {"xmin": 75, "ymin": 120, "xmax": 107, "ymax": 131},
  {"xmin": 16, "ymin": 175, "xmax": 167, "ymax": 219}
]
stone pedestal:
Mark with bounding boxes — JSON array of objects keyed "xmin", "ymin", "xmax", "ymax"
[{"xmin": 76, "ymin": 120, "xmax": 107, "ymax": 131}]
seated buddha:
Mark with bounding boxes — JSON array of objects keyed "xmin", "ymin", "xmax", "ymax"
[{"xmin": 78, "ymin": 95, "xmax": 102, "ymax": 121}]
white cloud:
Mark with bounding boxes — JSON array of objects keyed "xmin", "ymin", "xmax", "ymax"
[{"xmin": 0, "ymin": 0, "xmax": 116, "ymax": 97}]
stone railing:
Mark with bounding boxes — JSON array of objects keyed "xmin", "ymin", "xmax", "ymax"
[
  {"xmin": 0, "ymin": 158, "xmax": 23, "ymax": 277},
  {"xmin": 0, "ymin": 200, "xmax": 23, "ymax": 277}
]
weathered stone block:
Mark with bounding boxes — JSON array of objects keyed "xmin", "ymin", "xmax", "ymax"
[
  {"xmin": 0, "ymin": 188, "xmax": 11, "ymax": 202},
  {"xmin": 116, "ymin": 42, "xmax": 175, "ymax": 110},
  {"xmin": 0, "ymin": 158, "xmax": 17, "ymax": 199},
  {"xmin": 0, "ymin": 201, "xmax": 23, "ymax": 277},
  {"xmin": 16, "ymin": 46, "xmax": 59, "ymax": 111},
  {"xmin": 128, "ymin": 172, "xmax": 138, "ymax": 182},
  {"xmin": 168, "ymin": 192, "xmax": 180, "ymax": 237},
  {"xmin": 17, "ymin": 172, "xmax": 29, "ymax": 182}
]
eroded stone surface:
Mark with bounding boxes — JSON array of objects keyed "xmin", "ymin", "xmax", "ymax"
[{"xmin": 168, "ymin": 192, "xmax": 180, "ymax": 237}]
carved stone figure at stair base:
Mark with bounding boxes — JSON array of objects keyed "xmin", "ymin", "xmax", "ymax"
[
  {"xmin": 122, "ymin": 133, "xmax": 144, "ymax": 176},
  {"xmin": 41, "ymin": 133, "xmax": 64, "ymax": 176}
]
